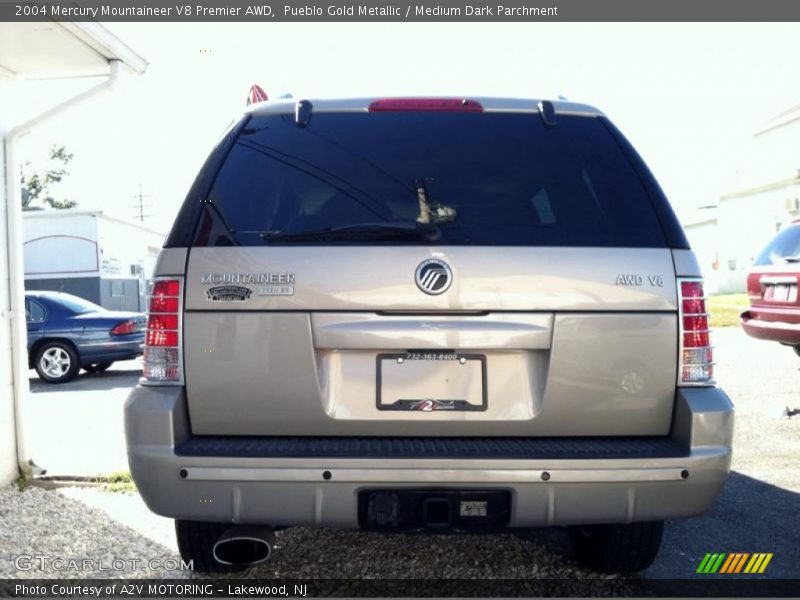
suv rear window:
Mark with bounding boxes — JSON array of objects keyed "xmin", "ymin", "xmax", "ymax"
[
  {"xmin": 754, "ymin": 224, "xmax": 800, "ymax": 265},
  {"xmin": 197, "ymin": 112, "xmax": 668, "ymax": 247}
]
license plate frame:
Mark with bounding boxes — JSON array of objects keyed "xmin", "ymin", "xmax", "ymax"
[{"xmin": 376, "ymin": 352, "xmax": 487, "ymax": 412}]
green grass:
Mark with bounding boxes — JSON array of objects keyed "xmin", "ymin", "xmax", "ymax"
[
  {"xmin": 102, "ymin": 471, "xmax": 133, "ymax": 483},
  {"xmin": 707, "ymin": 293, "xmax": 749, "ymax": 328},
  {"xmin": 92, "ymin": 471, "xmax": 137, "ymax": 493}
]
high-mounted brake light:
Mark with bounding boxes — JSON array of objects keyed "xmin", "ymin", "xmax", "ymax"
[
  {"xmin": 142, "ymin": 278, "xmax": 183, "ymax": 384},
  {"xmin": 678, "ymin": 278, "xmax": 714, "ymax": 385},
  {"xmin": 368, "ymin": 98, "xmax": 483, "ymax": 112}
]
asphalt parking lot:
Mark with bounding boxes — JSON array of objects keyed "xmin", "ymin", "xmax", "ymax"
[{"xmin": 5, "ymin": 327, "xmax": 799, "ymax": 582}]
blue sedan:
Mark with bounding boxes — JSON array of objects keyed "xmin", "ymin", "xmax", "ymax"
[{"xmin": 25, "ymin": 291, "xmax": 146, "ymax": 383}]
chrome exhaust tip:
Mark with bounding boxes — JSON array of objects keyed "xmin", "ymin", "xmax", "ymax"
[{"xmin": 212, "ymin": 525, "xmax": 274, "ymax": 567}]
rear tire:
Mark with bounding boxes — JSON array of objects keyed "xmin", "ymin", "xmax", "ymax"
[
  {"xmin": 175, "ymin": 520, "xmax": 249, "ymax": 574},
  {"xmin": 34, "ymin": 341, "xmax": 80, "ymax": 383},
  {"xmin": 568, "ymin": 521, "xmax": 664, "ymax": 573},
  {"xmin": 84, "ymin": 361, "xmax": 113, "ymax": 373}
]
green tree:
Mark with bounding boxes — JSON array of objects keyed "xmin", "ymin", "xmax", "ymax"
[{"xmin": 21, "ymin": 145, "xmax": 77, "ymax": 210}]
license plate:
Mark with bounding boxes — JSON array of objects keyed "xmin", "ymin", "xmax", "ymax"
[
  {"xmin": 376, "ymin": 352, "xmax": 487, "ymax": 411},
  {"xmin": 766, "ymin": 284, "xmax": 797, "ymax": 302}
]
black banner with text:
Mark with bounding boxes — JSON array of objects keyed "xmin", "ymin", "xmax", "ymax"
[
  {"xmin": 2, "ymin": 0, "xmax": 800, "ymax": 22},
  {"xmin": 4, "ymin": 578, "xmax": 800, "ymax": 598}
]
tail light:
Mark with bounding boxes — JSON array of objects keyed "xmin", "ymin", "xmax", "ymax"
[
  {"xmin": 142, "ymin": 277, "xmax": 183, "ymax": 384},
  {"xmin": 110, "ymin": 320, "xmax": 138, "ymax": 336},
  {"xmin": 368, "ymin": 98, "xmax": 484, "ymax": 112},
  {"xmin": 678, "ymin": 278, "xmax": 714, "ymax": 385}
]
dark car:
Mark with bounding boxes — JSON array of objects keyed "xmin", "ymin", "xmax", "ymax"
[
  {"xmin": 25, "ymin": 291, "xmax": 146, "ymax": 383},
  {"xmin": 741, "ymin": 221, "xmax": 800, "ymax": 354}
]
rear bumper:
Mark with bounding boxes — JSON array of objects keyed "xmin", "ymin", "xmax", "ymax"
[
  {"xmin": 125, "ymin": 387, "xmax": 733, "ymax": 528},
  {"xmin": 80, "ymin": 339, "xmax": 144, "ymax": 363},
  {"xmin": 741, "ymin": 310, "xmax": 800, "ymax": 345}
]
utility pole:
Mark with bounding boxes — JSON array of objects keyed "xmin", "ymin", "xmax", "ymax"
[{"xmin": 131, "ymin": 183, "xmax": 152, "ymax": 222}]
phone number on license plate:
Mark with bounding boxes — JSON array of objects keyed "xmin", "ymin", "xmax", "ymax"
[{"xmin": 406, "ymin": 352, "xmax": 458, "ymax": 361}]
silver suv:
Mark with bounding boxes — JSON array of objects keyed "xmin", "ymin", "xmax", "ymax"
[{"xmin": 125, "ymin": 96, "xmax": 733, "ymax": 574}]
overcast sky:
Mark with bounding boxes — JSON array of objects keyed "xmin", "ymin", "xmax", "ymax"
[{"xmin": 10, "ymin": 23, "xmax": 800, "ymax": 234}]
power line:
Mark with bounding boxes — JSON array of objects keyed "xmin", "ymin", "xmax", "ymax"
[{"xmin": 130, "ymin": 183, "xmax": 152, "ymax": 222}]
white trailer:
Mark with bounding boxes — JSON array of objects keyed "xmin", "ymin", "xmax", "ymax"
[{"xmin": 24, "ymin": 210, "xmax": 164, "ymax": 312}]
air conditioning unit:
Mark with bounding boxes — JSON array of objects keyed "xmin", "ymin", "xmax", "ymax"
[{"xmin": 785, "ymin": 197, "xmax": 800, "ymax": 213}]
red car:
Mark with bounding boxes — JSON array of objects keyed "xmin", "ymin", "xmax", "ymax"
[{"xmin": 741, "ymin": 221, "xmax": 800, "ymax": 355}]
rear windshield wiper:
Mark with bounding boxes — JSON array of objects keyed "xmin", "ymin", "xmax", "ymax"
[
  {"xmin": 259, "ymin": 221, "xmax": 440, "ymax": 243},
  {"xmin": 783, "ymin": 255, "xmax": 800, "ymax": 263}
]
